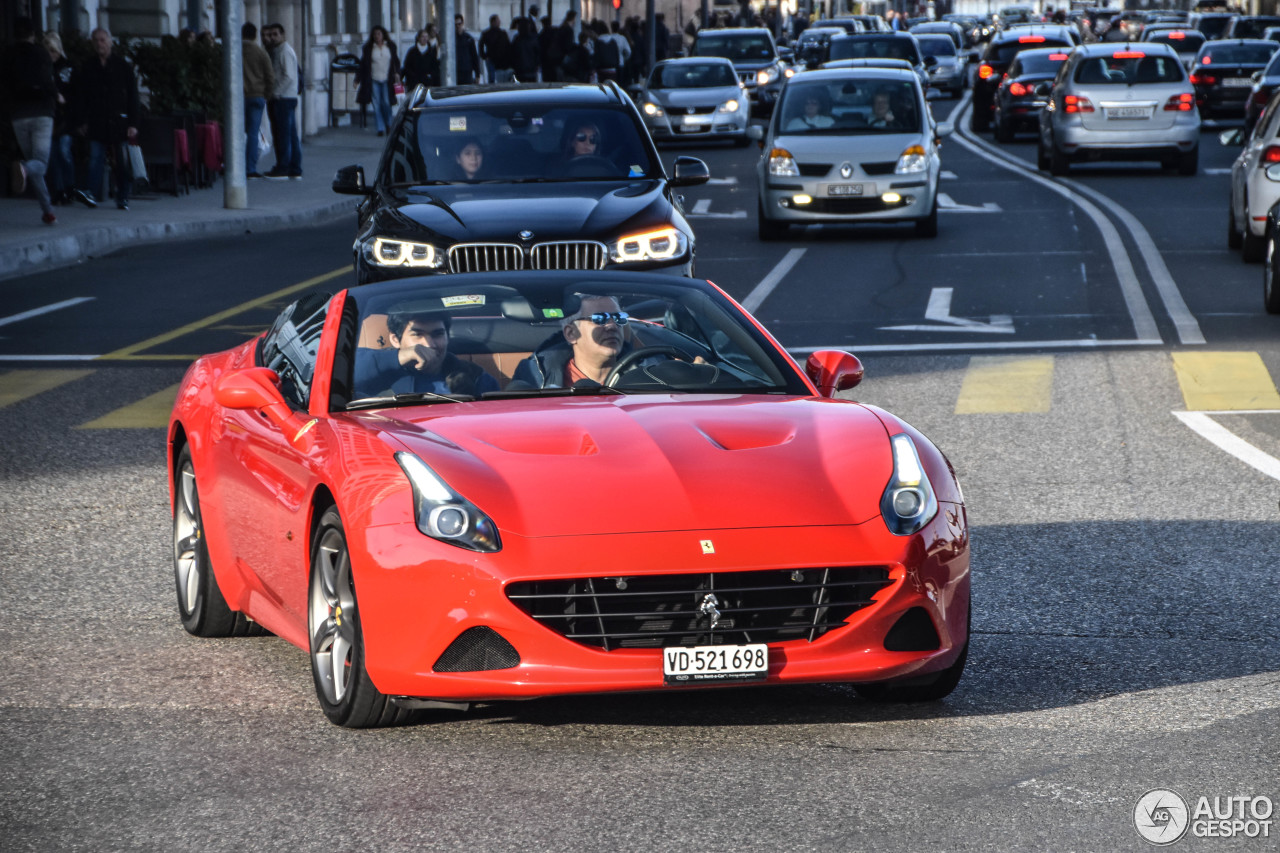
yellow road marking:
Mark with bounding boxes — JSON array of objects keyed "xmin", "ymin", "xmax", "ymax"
[
  {"xmin": 954, "ymin": 355, "xmax": 1054, "ymax": 414},
  {"xmin": 76, "ymin": 383, "xmax": 181, "ymax": 429},
  {"xmin": 98, "ymin": 264, "xmax": 351, "ymax": 361},
  {"xmin": 0, "ymin": 369, "xmax": 95, "ymax": 409},
  {"xmin": 1172, "ymin": 351, "xmax": 1280, "ymax": 411}
]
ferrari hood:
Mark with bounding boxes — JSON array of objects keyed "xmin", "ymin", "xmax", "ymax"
[
  {"xmin": 385, "ymin": 180, "xmax": 669, "ymax": 243},
  {"xmin": 375, "ymin": 396, "xmax": 894, "ymax": 537}
]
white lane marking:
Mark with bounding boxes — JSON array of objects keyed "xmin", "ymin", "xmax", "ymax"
[
  {"xmin": 789, "ymin": 338, "xmax": 1162, "ymax": 354},
  {"xmin": 1204, "ymin": 168, "xmax": 1232, "ymax": 175},
  {"xmin": 941, "ymin": 170, "xmax": 959, "ymax": 180},
  {"xmin": 0, "ymin": 354, "xmax": 102, "ymax": 361},
  {"xmin": 706, "ymin": 176, "xmax": 739, "ymax": 186},
  {"xmin": 742, "ymin": 249, "xmax": 806, "ymax": 313},
  {"xmin": 952, "ymin": 102, "xmax": 1162, "ymax": 343},
  {"xmin": 880, "ymin": 287, "xmax": 1014, "ymax": 333},
  {"xmin": 693, "ymin": 198, "xmax": 712, "ymax": 214},
  {"xmin": 937, "ymin": 193, "xmax": 1001, "ymax": 213},
  {"xmin": 1173, "ymin": 411, "xmax": 1280, "ymax": 482},
  {"xmin": 935, "ymin": 90, "xmax": 972, "ymax": 137},
  {"xmin": 688, "ymin": 210, "xmax": 748, "ymax": 219},
  {"xmin": 0, "ymin": 297, "xmax": 95, "ymax": 329}
]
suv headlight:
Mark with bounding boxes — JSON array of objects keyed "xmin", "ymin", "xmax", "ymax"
[
  {"xmin": 610, "ymin": 226, "xmax": 687, "ymax": 263},
  {"xmin": 894, "ymin": 144, "xmax": 929, "ymax": 174},
  {"xmin": 395, "ymin": 452, "xmax": 501, "ymax": 552},
  {"xmin": 768, "ymin": 147, "xmax": 799, "ymax": 177},
  {"xmin": 880, "ymin": 434, "xmax": 939, "ymax": 536},
  {"xmin": 365, "ymin": 236, "xmax": 447, "ymax": 269},
  {"xmin": 756, "ymin": 66, "xmax": 780, "ymax": 86}
]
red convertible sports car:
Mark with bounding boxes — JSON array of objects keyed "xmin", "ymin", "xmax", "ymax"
[{"xmin": 169, "ymin": 271, "xmax": 969, "ymax": 727}]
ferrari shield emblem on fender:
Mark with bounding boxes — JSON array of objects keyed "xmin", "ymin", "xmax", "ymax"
[{"xmin": 700, "ymin": 539, "xmax": 715, "ymax": 554}]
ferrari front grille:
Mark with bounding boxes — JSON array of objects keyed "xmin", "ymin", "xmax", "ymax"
[
  {"xmin": 448, "ymin": 243, "xmax": 524, "ymax": 273},
  {"xmin": 506, "ymin": 567, "xmax": 893, "ymax": 651},
  {"xmin": 529, "ymin": 241, "xmax": 607, "ymax": 270}
]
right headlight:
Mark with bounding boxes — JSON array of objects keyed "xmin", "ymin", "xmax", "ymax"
[
  {"xmin": 894, "ymin": 145, "xmax": 929, "ymax": 174},
  {"xmin": 643, "ymin": 101, "xmax": 665, "ymax": 117},
  {"xmin": 768, "ymin": 147, "xmax": 799, "ymax": 177},
  {"xmin": 364, "ymin": 236, "xmax": 447, "ymax": 269},
  {"xmin": 880, "ymin": 434, "xmax": 938, "ymax": 536},
  {"xmin": 395, "ymin": 452, "xmax": 501, "ymax": 552}
]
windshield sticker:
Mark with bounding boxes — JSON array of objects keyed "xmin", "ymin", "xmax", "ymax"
[
  {"xmin": 629, "ymin": 165, "xmax": 644, "ymax": 177},
  {"xmin": 532, "ymin": 117, "xmax": 543, "ymax": 126},
  {"xmin": 449, "ymin": 116, "xmax": 467, "ymax": 131},
  {"xmin": 542, "ymin": 308, "xmax": 565, "ymax": 318},
  {"xmin": 442, "ymin": 294, "xmax": 486, "ymax": 307}
]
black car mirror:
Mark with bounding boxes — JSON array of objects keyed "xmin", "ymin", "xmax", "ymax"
[
  {"xmin": 671, "ymin": 156, "xmax": 711, "ymax": 187},
  {"xmin": 332, "ymin": 164, "xmax": 371, "ymax": 195},
  {"xmin": 1219, "ymin": 128, "xmax": 1244, "ymax": 147}
]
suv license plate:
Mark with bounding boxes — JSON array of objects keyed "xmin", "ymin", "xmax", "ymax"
[
  {"xmin": 663, "ymin": 644, "xmax": 768, "ymax": 684},
  {"xmin": 828, "ymin": 184, "xmax": 864, "ymax": 196},
  {"xmin": 1107, "ymin": 107, "xmax": 1149, "ymax": 119}
]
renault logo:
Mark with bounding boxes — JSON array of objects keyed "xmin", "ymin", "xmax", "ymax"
[{"xmin": 840, "ymin": 162, "xmax": 853, "ymax": 179}]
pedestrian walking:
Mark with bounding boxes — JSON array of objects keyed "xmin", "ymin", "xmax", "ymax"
[
  {"xmin": 480, "ymin": 15, "xmax": 514, "ymax": 83},
  {"xmin": 73, "ymin": 27, "xmax": 140, "ymax": 209},
  {"xmin": 241, "ymin": 22, "xmax": 274, "ymax": 177},
  {"xmin": 43, "ymin": 31, "xmax": 77, "ymax": 206},
  {"xmin": 511, "ymin": 18, "xmax": 541, "ymax": 83},
  {"xmin": 4, "ymin": 16, "xmax": 59, "ymax": 224},
  {"xmin": 403, "ymin": 26, "xmax": 440, "ymax": 90},
  {"xmin": 454, "ymin": 16, "xmax": 481, "ymax": 85},
  {"xmin": 357, "ymin": 26, "xmax": 400, "ymax": 136},
  {"xmin": 263, "ymin": 23, "xmax": 301, "ymax": 180}
]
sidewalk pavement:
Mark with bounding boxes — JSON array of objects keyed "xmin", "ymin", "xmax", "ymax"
[{"xmin": 0, "ymin": 125, "xmax": 387, "ymax": 282}]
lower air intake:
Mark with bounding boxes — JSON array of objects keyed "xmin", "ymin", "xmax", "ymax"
[
  {"xmin": 432, "ymin": 626, "xmax": 521, "ymax": 672},
  {"xmin": 883, "ymin": 607, "xmax": 941, "ymax": 652}
]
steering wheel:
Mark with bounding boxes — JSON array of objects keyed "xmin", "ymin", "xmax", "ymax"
[
  {"xmin": 562, "ymin": 155, "xmax": 617, "ymax": 177},
  {"xmin": 604, "ymin": 346, "xmax": 694, "ymax": 387}
]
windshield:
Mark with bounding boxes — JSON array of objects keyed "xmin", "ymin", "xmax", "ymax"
[
  {"xmin": 778, "ymin": 77, "xmax": 921, "ymax": 134},
  {"xmin": 692, "ymin": 34, "xmax": 776, "ymax": 62},
  {"xmin": 341, "ymin": 277, "xmax": 808, "ymax": 404},
  {"xmin": 1074, "ymin": 53, "xmax": 1186, "ymax": 84},
  {"xmin": 1012, "ymin": 50, "xmax": 1071, "ymax": 75},
  {"xmin": 383, "ymin": 105, "xmax": 657, "ymax": 184},
  {"xmin": 1201, "ymin": 43, "xmax": 1279, "ymax": 65},
  {"xmin": 916, "ymin": 36, "xmax": 957, "ymax": 57},
  {"xmin": 1196, "ymin": 16, "xmax": 1232, "ymax": 39},
  {"xmin": 1232, "ymin": 18, "xmax": 1280, "ymax": 39},
  {"xmin": 990, "ymin": 39, "xmax": 1072, "ymax": 64},
  {"xmin": 829, "ymin": 36, "xmax": 922, "ymax": 64},
  {"xmin": 650, "ymin": 62, "xmax": 739, "ymax": 88},
  {"xmin": 1147, "ymin": 31, "xmax": 1205, "ymax": 51}
]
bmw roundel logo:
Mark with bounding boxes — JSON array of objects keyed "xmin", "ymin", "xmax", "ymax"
[
  {"xmin": 840, "ymin": 163, "xmax": 853, "ymax": 179},
  {"xmin": 519, "ymin": 230, "xmax": 534, "ymax": 241}
]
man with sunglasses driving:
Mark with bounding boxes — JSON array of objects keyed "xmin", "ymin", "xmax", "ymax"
[{"xmin": 510, "ymin": 294, "xmax": 636, "ymax": 389}]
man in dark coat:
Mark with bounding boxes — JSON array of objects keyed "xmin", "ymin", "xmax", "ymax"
[
  {"xmin": 454, "ymin": 15, "xmax": 481, "ymax": 84},
  {"xmin": 480, "ymin": 15, "xmax": 513, "ymax": 82},
  {"xmin": 353, "ymin": 312, "xmax": 499, "ymax": 398},
  {"xmin": 74, "ymin": 27, "xmax": 140, "ymax": 209}
]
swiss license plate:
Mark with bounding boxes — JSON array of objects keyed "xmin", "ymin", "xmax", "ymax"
[
  {"xmin": 1107, "ymin": 107, "xmax": 1149, "ymax": 119},
  {"xmin": 676, "ymin": 125, "xmax": 706, "ymax": 133},
  {"xmin": 1223, "ymin": 77, "xmax": 1253, "ymax": 87},
  {"xmin": 682, "ymin": 115, "xmax": 709, "ymax": 125},
  {"xmin": 663, "ymin": 643, "xmax": 768, "ymax": 684},
  {"xmin": 828, "ymin": 184, "xmax": 864, "ymax": 196}
]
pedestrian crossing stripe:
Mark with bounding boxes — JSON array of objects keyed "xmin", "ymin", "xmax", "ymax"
[
  {"xmin": 1172, "ymin": 351, "xmax": 1280, "ymax": 412},
  {"xmin": 75, "ymin": 383, "xmax": 180, "ymax": 430},
  {"xmin": 0, "ymin": 369, "xmax": 95, "ymax": 409},
  {"xmin": 954, "ymin": 356, "xmax": 1054, "ymax": 414}
]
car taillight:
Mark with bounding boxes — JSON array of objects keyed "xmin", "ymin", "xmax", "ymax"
[
  {"xmin": 1019, "ymin": 35, "xmax": 1045, "ymax": 43},
  {"xmin": 1009, "ymin": 81, "xmax": 1029, "ymax": 96},
  {"xmin": 1190, "ymin": 70, "xmax": 1218, "ymax": 86},
  {"xmin": 1163, "ymin": 92, "xmax": 1194, "ymax": 111},
  {"xmin": 1064, "ymin": 94, "xmax": 1095, "ymax": 114},
  {"xmin": 1113, "ymin": 51, "xmax": 1146, "ymax": 59},
  {"xmin": 1048, "ymin": 53, "xmax": 1069, "ymax": 61},
  {"xmin": 979, "ymin": 63, "xmax": 994, "ymax": 79},
  {"xmin": 1168, "ymin": 31, "xmax": 1186, "ymax": 39},
  {"xmin": 1264, "ymin": 145, "xmax": 1280, "ymax": 163}
]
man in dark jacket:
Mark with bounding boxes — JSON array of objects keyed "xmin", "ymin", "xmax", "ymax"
[
  {"xmin": 353, "ymin": 312, "xmax": 498, "ymax": 398},
  {"xmin": 480, "ymin": 15, "xmax": 513, "ymax": 82},
  {"xmin": 5, "ymin": 17, "xmax": 59, "ymax": 224},
  {"xmin": 74, "ymin": 27, "xmax": 140, "ymax": 209},
  {"xmin": 454, "ymin": 15, "xmax": 481, "ymax": 84}
]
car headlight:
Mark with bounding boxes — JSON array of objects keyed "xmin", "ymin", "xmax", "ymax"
[
  {"xmin": 643, "ymin": 102, "xmax": 665, "ymax": 117},
  {"xmin": 784, "ymin": 67, "xmax": 795, "ymax": 78},
  {"xmin": 880, "ymin": 434, "xmax": 938, "ymax": 536},
  {"xmin": 894, "ymin": 144, "xmax": 929, "ymax": 174},
  {"xmin": 610, "ymin": 226, "xmax": 687, "ymax": 263},
  {"xmin": 756, "ymin": 67, "xmax": 780, "ymax": 86},
  {"xmin": 718, "ymin": 98, "xmax": 741, "ymax": 113},
  {"xmin": 768, "ymin": 147, "xmax": 799, "ymax": 177},
  {"xmin": 395, "ymin": 452, "xmax": 501, "ymax": 552},
  {"xmin": 365, "ymin": 236, "xmax": 447, "ymax": 269}
]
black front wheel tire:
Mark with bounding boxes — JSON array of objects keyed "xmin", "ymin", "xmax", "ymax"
[{"xmin": 1265, "ymin": 229, "xmax": 1280, "ymax": 314}]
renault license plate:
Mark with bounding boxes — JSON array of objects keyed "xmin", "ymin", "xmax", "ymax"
[
  {"xmin": 663, "ymin": 644, "xmax": 768, "ymax": 684},
  {"xmin": 828, "ymin": 184, "xmax": 864, "ymax": 196}
]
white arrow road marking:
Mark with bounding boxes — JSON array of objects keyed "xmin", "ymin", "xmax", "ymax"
[
  {"xmin": 1204, "ymin": 168, "xmax": 1232, "ymax": 175},
  {"xmin": 1173, "ymin": 411, "xmax": 1280, "ymax": 482},
  {"xmin": 706, "ymin": 176, "xmax": 739, "ymax": 186},
  {"xmin": 688, "ymin": 209, "xmax": 748, "ymax": 219},
  {"xmin": 880, "ymin": 287, "xmax": 1015, "ymax": 334},
  {"xmin": 693, "ymin": 198, "xmax": 712, "ymax": 214},
  {"xmin": 941, "ymin": 170, "xmax": 959, "ymax": 180},
  {"xmin": 938, "ymin": 193, "xmax": 1001, "ymax": 213},
  {"xmin": 742, "ymin": 249, "xmax": 806, "ymax": 313}
]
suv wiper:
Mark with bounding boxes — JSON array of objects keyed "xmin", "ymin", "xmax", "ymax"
[
  {"xmin": 346, "ymin": 391, "xmax": 475, "ymax": 410},
  {"xmin": 386, "ymin": 180, "xmax": 453, "ymax": 188}
]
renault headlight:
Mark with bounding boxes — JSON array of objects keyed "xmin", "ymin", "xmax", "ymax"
[
  {"xmin": 768, "ymin": 147, "xmax": 799, "ymax": 177},
  {"xmin": 395, "ymin": 452, "xmax": 501, "ymax": 552},
  {"xmin": 756, "ymin": 66, "xmax": 780, "ymax": 86},
  {"xmin": 643, "ymin": 102, "xmax": 665, "ymax": 117},
  {"xmin": 365, "ymin": 237, "xmax": 447, "ymax": 269},
  {"xmin": 718, "ymin": 99, "xmax": 741, "ymax": 113},
  {"xmin": 894, "ymin": 144, "xmax": 929, "ymax": 174},
  {"xmin": 880, "ymin": 434, "xmax": 938, "ymax": 536},
  {"xmin": 610, "ymin": 226, "xmax": 687, "ymax": 263}
]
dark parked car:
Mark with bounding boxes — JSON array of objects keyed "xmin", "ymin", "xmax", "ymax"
[
  {"xmin": 992, "ymin": 46, "xmax": 1071, "ymax": 142},
  {"xmin": 972, "ymin": 26, "xmax": 1077, "ymax": 131},
  {"xmin": 332, "ymin": 83, "xmax": 709, "ymax": 284},
  {"xmin": 827, "ymin": 32, "xmax": 934, "ymax": 91},
  {"xmin": 1190, "ymin": 39, "xmax": 1280, "ymax": 119}
]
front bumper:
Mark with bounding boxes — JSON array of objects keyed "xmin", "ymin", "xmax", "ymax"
[
  {"xmin": 352, "ymin": 513, "xmax": 969, "ymax": 701},
  {"xmin": 646, "ymin": 111, "xmax": 749, "ymax": 141},
  {"xmin": 760, "ymin": 172, "xmax": 939, "ymax": 224}
]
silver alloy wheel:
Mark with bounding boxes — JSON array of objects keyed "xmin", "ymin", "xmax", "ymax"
[
  {"xmin": 173, "ymin": 463, "xmax": 201, "ymax": 616},
  {"xmin": 309, "ymin": 527, "xmax": 357, "ymax": 706}
]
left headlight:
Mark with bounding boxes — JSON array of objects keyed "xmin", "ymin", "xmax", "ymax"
[
  {"xmin": 894, "ymin": 144, "xmax": 929, "ymax": 175},
  {"xmin": 880, "ymin": 434, "xmax": 938, "ymax": 536},
  {"xmin": 610, "ymin": 226, "xmax": 688, "ymax": 263},
  {"xmin": 643, "ymin": 101, "xmax": 665, "ymax": 117},
  {"xmin": 364, "ymin": 236, "xmax": 448, "ymax": 270},
  {"xmin": 718, "ymin": 99, "xmax": 741, "ymax": 113},
  {"xmin": 756, "ymin": 66, "xmax": 780, "ymax": 86},
  {"xmin": 395, "ymin": 452, "xmax": 501, "ymax": 552}
]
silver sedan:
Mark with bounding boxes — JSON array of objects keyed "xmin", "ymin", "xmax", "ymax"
[
  {"xmin": 751, "ymin": 67, "xmax": 942, "ymax": 239},
  {"xmin": 638, "ymin": 58, "xmax": 751, "ymax": 145}
]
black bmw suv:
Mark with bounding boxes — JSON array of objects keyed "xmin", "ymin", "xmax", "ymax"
[{"xmin": 333, "ymin": 83, "xmax": 709, "ymax": 284}]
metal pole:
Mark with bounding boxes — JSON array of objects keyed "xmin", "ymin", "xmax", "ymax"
[
  {"xmin": 223, "ymin": 0, "xmax": 247, "ymax": 209},
  {"xmin": 645, "ymin": 0, "xmax": 655, "ymax": 76},
  {"xmin": 189, "ymin": 0, "xmax": 202, "ymax": 31},
  {"xmin": 442, "ymin": 0, "xmax": 456, "ymax": 85},
  {"xmin": 701, "ymin": 0, "xmax": 708, "ymax": 33}
]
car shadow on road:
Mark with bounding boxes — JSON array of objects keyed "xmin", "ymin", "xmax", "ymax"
[{"xmin": 461, "ymin": 519, "xmax": 1280, "ymax": 729}]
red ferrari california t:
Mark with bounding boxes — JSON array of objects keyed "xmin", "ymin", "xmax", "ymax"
[{"xmin": 168, "ymin": 271, "xmax": 969, "ymax": 727}]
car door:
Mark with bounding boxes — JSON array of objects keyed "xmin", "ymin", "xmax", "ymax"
[{"xmin": 208, "ymin": 292, "xmax": 332, "ymax": 621}]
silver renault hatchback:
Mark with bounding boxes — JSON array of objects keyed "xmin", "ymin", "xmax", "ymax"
[
  {"xmin": 751, "ymin": 66, "xmax": 941, "ymax": 240},
  {"xmin": 1037, "ymin": 42, "xmax": 1200, "ymax": 176}
]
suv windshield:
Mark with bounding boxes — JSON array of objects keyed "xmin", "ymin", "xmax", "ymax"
[
  {"xmin": 1074, "ymin": 53, "xmax": 1186, "ymax": 84},
  {"xmin": 829, "ymin": 36, "xmax": 922, "ymax": 64},
  {"xmin": 692, "ymin": 34, "xmax": 776, "ymax": 62},
  {"xmin": 385, "ymin": 105, "xmax": 657, "ymax": 183},
  {"xmin": 650, "ymin": 62, "xmax": 738, "ymax": 88},
  {"xmin": 778, "ymin": 77, "xmax": 921, "ymax": 134}
]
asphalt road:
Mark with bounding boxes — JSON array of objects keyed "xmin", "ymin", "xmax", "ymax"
[{"xmin": 2, "ymin": 94, "xmax": 1278, "ymax": 852}]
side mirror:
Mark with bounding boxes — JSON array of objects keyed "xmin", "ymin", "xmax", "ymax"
[
  {"xmin": 805, "ymin": 350, "xmax": 864, "ymax": 397},
  {"xmin": 1219, "ymin": 128, "xmax": 1244, "ymax": 147},
  {"xmin": 332, "ymin": 164, "xmax": 371, "ymax": 195},
  {"xmin": 671, "ymin": 156, "xmax": 710, "ymax": 187},
  {"xmin": 214, "ymin": 367, "xmax": 300, "ymax": 431}
]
